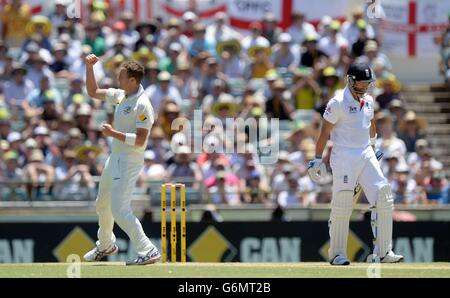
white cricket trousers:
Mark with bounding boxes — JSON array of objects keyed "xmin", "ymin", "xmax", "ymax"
[
  {"xmin": 95, "ymin": 152, "xmax": 154, "ymax": 256},
  {"xmin": 328, "ymin": 145, "xmax": 392, "ymax": 259},
  {"xmin": 330, "ymin": 145, "xmax": 386, "ymax": 204}
]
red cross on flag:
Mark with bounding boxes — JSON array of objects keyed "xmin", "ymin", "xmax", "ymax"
[{"xmin": 380, "ymin": 0, "xmax": 449, "ymax": 57}]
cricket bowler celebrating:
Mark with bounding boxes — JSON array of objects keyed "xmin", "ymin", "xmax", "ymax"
[
  {"xmin": 308, "ymin": 63, "xmax": 403, "ymax": 265},
  {"xmin": 83, "ymin": 54, "xmax": 160, "ymax": 265}
]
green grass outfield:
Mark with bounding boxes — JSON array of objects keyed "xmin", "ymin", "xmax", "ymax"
[{"xmin": 0, "ymin": 262, "xmax": 449, "ymax": 278}]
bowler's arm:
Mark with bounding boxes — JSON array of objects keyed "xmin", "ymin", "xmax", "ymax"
[
  {"xmin": 85, "ymin": 54, "xmax": 107, "ymax": 100},
  {"xmin": 105, "ymin": 127, "xmax": 149, "ymax": 147},
  {"xmin": 370, "ymin": 118, "xmax": 377, "ymax": 139}
]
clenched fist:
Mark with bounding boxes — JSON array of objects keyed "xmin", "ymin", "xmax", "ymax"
[
  {"xmin": 85, "ymin": 54, "xmax": 99, "ymax": 67},
  {"xmin": 101, "ymin": 123, "xmax": 114, "ymax": 137}
]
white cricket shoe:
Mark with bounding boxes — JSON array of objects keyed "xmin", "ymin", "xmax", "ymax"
[
  {"xmin": 83, "ymin": 244, "xmax": 118, "ymax": 262},
  {"xmin": 126, "ymin": 247, "xmax": 161, "ymax": 265},
  {"xmin": 330, "ymin": 254, "xmax": 350, "ymax": 265},
  {"xmin": 366, "ymin": 250, "xmax": 404, "ymax": 263}
]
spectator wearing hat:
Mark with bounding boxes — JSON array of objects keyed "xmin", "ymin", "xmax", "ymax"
[
  {"xmin": 375, "ymin": 73, "xmax": 401, "ymax": 109},
  {"xmin": 74, "ymin": 103, "xmax": 92, "ymax": 136},
  {"xmin": 1, "ymin": 0, "xmax": 32, "ymax": 47},
  {"xmin": 189, "ymin": 23, "xmax": 216, "ymax": 58},
  {"xmin": 206, "ymin": 11, "xmax": 241, "ymax": 43},
  {"xmin": 202, "ymin": 79, "xmax": 229, "ymax": 114},
  {"xmin": 217, "ymin": 38, "xmax": 246, "ymax": 80},
  {"xmin": 342, "ymin": 7, "xmax": 375, "ymax": 46},
  {"xmin": 288, "ymin": 12, "xmax": 317, "ymax": 45},
  {"xmin": 22, "ymin": 15, "xmax": 53, "ymax": 53},
  {"xmin": 40, "ymin": 91, "xmax": 63, "ymax": 129},
  {"xmin": 159, "ymin": 18, "xmax": 190, "ymax": 54},
  {"xmin": 117, "ymin": 10, "xmax": 139, "ymax": 44},
  {"xmin": 375, "ymin": 112, "xmax": 407, "ymax": 170},
  {"xmin": 3, "ymin": 62, "xmax": 35, "ymax": 108},
  {"xmin": 196, "ymin": 134, "xmax": 230, "ymax": 168},
  {"xmin": 167, "ymin": 145, "xmax": 203, "ymax": 189},
  {"xmin": 26, "ymin": 76, "xmax": 63, "ymax": 110},
  {"xmin": 24, "ymin": 148, "xmax": 55, "ymax": 199},
  {"xmin": 173, "ymin": 61, "xmax": 199, "ymax": 105},
  {"xmin": 387, "ymin": 99, "xmax": 406, "ymax": 132},
  {"xmin": 261, "ymin": 13, "xmax": 283, "ymax": 45},
  {"xmin": 277, "ymin": 171, "xmax": 309, "ymax": 206},
  {"xmin": 300, "ymin": 34, "xmax": 328, "ymax": 68},
  {"xmin": 2, "ymin": 150, "xmax": 20, "ymax": 177},
  {"xmin": 398, "ymin": 111, "xmax": 427, "ymax": 153},
  {"xmin": 241, "ymin": 21, "xmax": 270, "ymax": 55},
  {"xmin": 71, "ymin": 44, "xmax": 106, "ymax": 82},
  {"xmin": 242, "ymin": 169, "xmax": 269, "ymax": 205},
  {"xmin": 350, "ymin": 20, "xmax": 372, "ymax": 58},
  {"xmin": 48, "ymin": 0, "xmax": 70, "ymax": 32},
  {"xmin": 55, "ymin": 149, "xmax": 96, "ymax": 200},
  {"xmin": 147, "ymin": 126, "xmax": 170, "ymax": 164},
  {"xmin": 66, "ymin": 127, "xmax": 84, "ymax": 150},
  {"xmin": 25, "ymin": 52, "xmax": 55, "ymax": 89},
  {"xmin": 159, "ymin": 42, "xmax": 185, "ymax": 75},
  {"xmin": 134, "ymin": 19, "xmax": 158, "ymax": 50},
  {"xmin": 0, "ymin": 107, "xmax": 12, "ymax": 140},
  {"xmin": 50, "ymin": 43, "xmax": 70, "ymax": 74},
  {"xmin": 158, "ymin": 100, "xmax": 182, "ymax": 140},
  {"xmin": 271, "ymin": 33, "xmax": 297, "ymax": 69},
  {"xmin": 181, "ymin": 11, "xmax": 198, "ymax": 39},
  {"xmin": 65, "ymin": 76, "xmax": 88, "ymax": 108},
  {"xmin": 144, "ymin": 71, "xmax": 182, "ymax": 114},
  {"xmin": 356, "ymin": 39, "xmax": 392, "ymax": 71},
  {"xmin": 6, "ymin": 131, "xmax": 25, "ymax": 164},
  {"xmin": 142, "ymin": 60, "xmax": 160, "ymax": 89},
  {"xmin": 246, "ymin": 44, "xmax": 273, "ymax": 79},
  {"xmin": 319, "ymin": 66, "xmax": 343, "ymax": 98},
  {"xmin": 391, "ymin": 162, "xmax": 420, "ymax": 204},
  {"xmin": 1, "ymin": 150, "xmax": 27, "ymax": 200},
  {"xmin": 103, "ymin": 38, "xmax": 132, "ymax": 66},
  {"xmin": 271, "ymin": 159, "xmax": 295, "ymax": 199},
  {"xmin": 207, "ymin": 169, "xmax": 241, "ymax": 206},
  {"xmin": 133, "ymin": 46, "xmax": 158, "ymax": 67},
  {"xmin": 407, "ymin": 139, "xmax": 430, "ymax": 177},
  {"xmin": 318, "ymin": 20, "xmax": 349, "ymax": 64},
  {"xmin": 138, "ymin": 149, "xmax": 167, "ymax": 182},
  {"xmin": 291, "ymin": 67, "xmax": 321, "ymax": 110},
  {"xmin": 425, "ymin": 171, "xmax": 449, "ymax": 205},
  {"xmin": 56, "ymin": 31, "xmax": 83, "ymax": 65},
  {"xmin": 83, "ymin": 22, "xmax": 106, "ymax": 57},
  {"xmin": 198, "ymin": 57, "xmax": 226, "ymax": 98},
  {"xmin": 211, "ymin": 93, "xmax": 240, "ymax": 126}
]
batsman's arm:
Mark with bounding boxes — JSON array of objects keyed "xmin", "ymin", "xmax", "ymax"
[
  {"xmin": 85, "ymin": 54, "xmax": 107, "ymax": 100},
  {"xmin": 315, "ymin": 118, "xmax": 334, "ymax": 158},
  {"xmin": 370, "ymin": 118, "xmax": 377, "ymax": 148}
]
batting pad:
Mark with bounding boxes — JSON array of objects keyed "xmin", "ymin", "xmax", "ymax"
[
  {"xmin": 376, "ymin": 184, "xmax": 394, "ymax": 257},
  {"xmin": 329, "ymin": 190, "xmax": 353, "ymax": 259}
]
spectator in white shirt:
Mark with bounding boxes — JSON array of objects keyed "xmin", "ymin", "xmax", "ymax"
[
  {"xmin": 317, "ymin": 20, "xmax": 349, "ymax": 64},
  {"xmin": 25, "ymin": 53, "xmax": 55, "ymax": 88},
  {"xmin": 3, "ymin": 63, "xmax": 35, "ymax": 107},
  {"xmin": 341, "ymin": 7, "xmax": 375, "ymax": 45},
  {"xmin": 288, "ymin": 12, "xmax": 317, "ymax": 45},
  {"xmin": 144, "ymin": 71, "xmax": 182, "ymax": 114}
]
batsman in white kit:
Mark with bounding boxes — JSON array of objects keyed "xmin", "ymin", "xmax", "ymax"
[
  {"xmin": 83, "ymin": 54, "xmax": 161, "ymax": 265},
  {"xmin": 308, "ymin": 63, "xmax": 403, "ymax": 265}
]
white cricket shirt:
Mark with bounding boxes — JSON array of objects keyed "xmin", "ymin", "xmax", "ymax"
[
  {"xmin": 105, "ymin": 85, "xmax": 155, "ymax": 157},
  {"xmin": 323, "ymin": 86, "xmax": 374, "ymax": 149}
]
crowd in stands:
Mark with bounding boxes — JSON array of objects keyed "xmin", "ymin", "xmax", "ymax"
[{"xmin": 0, "ymin": 0, "xmax": 448, "ymax": 205}]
